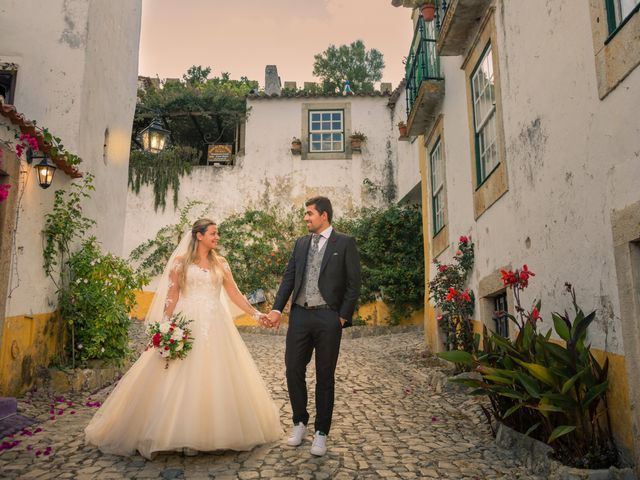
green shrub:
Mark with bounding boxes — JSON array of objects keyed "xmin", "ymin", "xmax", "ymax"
[{"xmin": 60, "ymin": 238, "xmax": 147, "ymax": 364}]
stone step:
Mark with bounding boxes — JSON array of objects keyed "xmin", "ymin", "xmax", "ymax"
[{"xmin": 0, "ymin": 397, "xmax": 17, "ymax": 419}]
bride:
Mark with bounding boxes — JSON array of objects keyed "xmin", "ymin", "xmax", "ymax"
[{"xmin": 85, "ymin": 219, "xmax": 283, "ymax": 458}]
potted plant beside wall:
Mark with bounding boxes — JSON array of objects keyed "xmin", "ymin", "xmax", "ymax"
[
  {"xmin": 398, "ymin": 121, "xmax": 408, "ymax": 137},
  {"xmin": 291, "ymin": 137, "xmax": 302, "ymax": 155},
  {"xmin": 415, "ymin": 0, "xmax": 436, "ymax": 22},
  {"xmin": 349, "ymin": 131, "xmax": 366, "ymax": 152}
]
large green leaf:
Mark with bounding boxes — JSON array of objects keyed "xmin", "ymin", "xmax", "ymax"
[
  {"xmin": 502, "ymin": 403, "xmax": 524, "ymax": 419},
  {"xmin": 437, "ymin": 350, "xmax": 473, "ymax": 365},
  {"xmin": 524, "ymin": 422, "xmax": 541, "ymax": 437},
  {"xmin": 552, "ymin": 313, "xmax": 571, "ymax": 342},
  {"xmin": 514, "ymin": 359, "xmax": 556, "ymax": 387},
  {"xmin": 516, "ymin": 372, "xmax": 540, "ymax": 398},
  {"xmin": 561, "ymin": 368, "xmax": 587, "ymax": 395},
  {"xmin": 584, "ymin": 381, "xmax": 609, "ymax": 407},
  {"xmin": 548, "ymin": 425, "xmax": 576, "ymax": 443}
]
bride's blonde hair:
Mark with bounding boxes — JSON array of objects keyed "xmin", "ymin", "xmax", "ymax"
[{"xmin": 179, "ymin": 218, "xmax": 224, "ymax": 291}]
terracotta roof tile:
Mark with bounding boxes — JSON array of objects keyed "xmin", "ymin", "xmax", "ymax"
[{"xmin": 0, "ymin": 100, "xmax": 83, "ymax": 178}]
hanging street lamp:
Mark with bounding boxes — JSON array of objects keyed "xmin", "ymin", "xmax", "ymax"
[{"xmin": 140, "ymin": 117, "xmax": 171, "ymax": 153}]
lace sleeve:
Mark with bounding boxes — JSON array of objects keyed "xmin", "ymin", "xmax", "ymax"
[{"xmin": 163, "ymin": 258, "xmax": 182, "ymax": 320}]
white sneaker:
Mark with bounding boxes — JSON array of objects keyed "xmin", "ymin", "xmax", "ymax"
[
  {"xmin": 310, "ymin": 431, "xmax": 327, "ymax": 456},
  {"xmin": 286, "ymin": 422, "xmax": 306, "ymax": 446}
]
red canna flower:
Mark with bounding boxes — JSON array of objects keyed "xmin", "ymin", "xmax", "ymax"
[
  {"xmin": 531, "ymin": 307, "xmax": 541, "ymax": 322},
  {"xmin": 446, "ymin": 287, "xmax": 458, "ymax": 301},
  {"xmin": 438, "ymin": 264, "xmax": 448, "ymax": 273},
  {"xmin": 459, "ymin": 235, "xmax": 469, "ymax": 244}
]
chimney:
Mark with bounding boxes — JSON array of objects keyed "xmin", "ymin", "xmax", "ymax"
[
  {"xmin": 284, "ymin": 81, "xmax": 297, "ymax": 90},
  {"xmin": 265, "ymin": 65, "xmax": 281, "ymax": 95}
]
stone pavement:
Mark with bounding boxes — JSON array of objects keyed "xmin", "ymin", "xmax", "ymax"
[{"xmin": 0, "ymin": 328, "xmax": 543, "ymax": 479}]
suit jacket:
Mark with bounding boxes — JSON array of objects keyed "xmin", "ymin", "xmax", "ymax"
[{"xmin": 273, "ymin": 229, "xmax": 361, "ymax": 327}]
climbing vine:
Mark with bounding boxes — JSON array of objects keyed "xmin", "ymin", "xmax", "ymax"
[{"xmin": 128, "ymin": 146, "xmax": 200, "ymax": 212}]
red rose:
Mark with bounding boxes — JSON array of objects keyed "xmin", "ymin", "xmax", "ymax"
[
  {"xmin": 438, "ymin": 264, "xmax": 448, "ymax": 273},
  {"xmin": 164, "ymin": 346, "xmax": 170, "ymax": 350},
  {"xmin": 459, "ymin": 235, "xmax": 469, "ymax": 244},
  {"xmin": 170, "ymin": 339, "xmax": 175, "ymax": 344},
  {"xmin": 152, "ymin": 333, "xmax": 162, "ymax": 347}
]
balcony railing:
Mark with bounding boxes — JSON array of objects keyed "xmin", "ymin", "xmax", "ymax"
[{"xmin": 405, "ymin": 15, "xmax": 443, "ymax": 117}]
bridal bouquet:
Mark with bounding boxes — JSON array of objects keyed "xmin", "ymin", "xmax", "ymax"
[{"xmin": 147, "ymin": 313, "xmax": 194, "ymax": 369}]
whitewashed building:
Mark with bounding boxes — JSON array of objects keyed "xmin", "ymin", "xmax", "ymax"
[
  {"xmin": 0, "ymin": 0, "xmax": 142, "ymax": 395},
  {"xmin": 394, "ymin": 0, "xmax": 640, "ymax": 468},
  {"xmin": 123, "ymin": 67, "xmax": 422, "ymax": 257}
]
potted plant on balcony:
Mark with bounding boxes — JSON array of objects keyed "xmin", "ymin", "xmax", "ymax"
[
  {"xmin": 414, "ymin": 0, "xmax": 436, "ymax": 22},
  {"xmin": 349, "ymin": 131, "xmax": 366, "ymax": 151},
  {"xmin": 291, "ymin": 137, "xmax": 302, "ymax": 155},
  {"xmin": 397, "ymin": 121, "xmax": 408, "ymax": 137}
]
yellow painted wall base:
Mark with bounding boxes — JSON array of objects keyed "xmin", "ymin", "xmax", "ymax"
[
  {"xmin": 131, "ymin": 291, "xmax": 423, "ymax": 327},
  {"xmin": 0, "ymin": 312, "xmax": 65, "ymax": 396}
]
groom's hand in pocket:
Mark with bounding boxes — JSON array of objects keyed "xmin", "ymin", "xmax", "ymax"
[{"xmin": 339, "ymin": 317, "xmax": 346, "ymax": 327}]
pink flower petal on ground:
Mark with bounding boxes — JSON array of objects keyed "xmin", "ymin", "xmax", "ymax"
[
  {"xmin": 57, "ymin": 410, "xmax": 64, "ymax": 415},
  {"xmin": 34, "ymin": 427, "xmax": 42, "ymax": 433},
  {"xmin": 70, "ymin": 411, "xmax": 76, "ymax": 415},
  {"xmin": 49, "ymin": 416, "xmax": 55, "ymax": 420},
  {"xmin": 431, "ymin": 416, "xmax": 438, "ymax": 422}
]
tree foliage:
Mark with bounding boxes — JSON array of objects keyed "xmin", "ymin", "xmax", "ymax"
[
  {"xmin": 312, "ymin": 40, "xmax": 385, "ymax": 94},
  {"xmin": 335, "ymin": 205, "xmax": 424, "ymax": 324},
  {"xmin": 133, "ymin": 66, "xmax": 258, "ymax": 159}
]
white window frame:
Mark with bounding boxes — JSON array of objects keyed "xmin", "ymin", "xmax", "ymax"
[
  {"xmin": 471, "ymin": 45, "xmax": 499, "ymax": 185},
  {"xmin": 308, "ymin": 110, "xmax": 344, "ymax": 153}
]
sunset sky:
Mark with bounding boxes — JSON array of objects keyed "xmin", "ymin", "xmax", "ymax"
[{"xmin": 138, "ymin": 0, "xmax": 413, "ymax": 90}]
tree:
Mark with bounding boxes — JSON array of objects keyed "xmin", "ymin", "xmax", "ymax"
[
  {"xmin": 312, "ymin": 40, "xmax": 385, "ymax": 94},
  {"xmin": 182, "ymin": 65, "xmax": 211, "ymax": 85}
]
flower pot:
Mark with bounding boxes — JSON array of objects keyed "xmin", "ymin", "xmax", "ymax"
[
  {"xmin": 421, "ymin": 4, "xmax": 436, "ymax": 22},
  {"xmin": 350, "ymin": 138, "xmax": 362, "ymax": 151},
  {"xmin": 398, "ymin": 125, "xmax": 408, "ymax": 137},
  {"xmin": 290, "ymin": 142, "xmax": 302, "ymax": 155}
]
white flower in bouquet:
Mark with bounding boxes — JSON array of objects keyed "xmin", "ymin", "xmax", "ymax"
[
  {"xmin": 159, "ymin": 322, "xmax": 171, "ymax": 334},
  {"xmin": 171, "ymin": 327, "xmax": 184, "ymax": 341},
  {"xmin": 175, "ymin": 342, "xmax": 184, "ymax": 351}
]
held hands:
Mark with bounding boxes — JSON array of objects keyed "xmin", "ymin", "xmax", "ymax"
[{"xmin": 266, "ymin": 310, "xmax": 282, "ymax": 329}]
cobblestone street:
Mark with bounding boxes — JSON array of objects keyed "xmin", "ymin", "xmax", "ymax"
[{"xmin": 0, "ymin": 328, "xmax": 542, "ymax": 479}]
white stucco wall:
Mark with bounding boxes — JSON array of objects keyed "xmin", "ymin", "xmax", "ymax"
[
  {"xmin": 424, "ymin": 1, "xmax": 640, "ymax": 354},
  {"xmin": 1, "ymin": 0, "xmax": 142, "ymax": 317},
  {"xmin": 123, "ymin": 95, "xmax": 402, "ymax": 257},
  {"xmin": 392, "ymin": 86, "xmax": 422, "ymax": 203}
]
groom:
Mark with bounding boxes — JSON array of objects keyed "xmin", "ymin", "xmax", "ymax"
[{"xmin": 267, "ymin": 196, "xmax": 361, "ymax": 456}]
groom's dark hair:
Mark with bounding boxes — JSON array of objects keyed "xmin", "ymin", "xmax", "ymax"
[{"xmin": 305, "ymin": 196, "xmax": 333, "ymax": 223}]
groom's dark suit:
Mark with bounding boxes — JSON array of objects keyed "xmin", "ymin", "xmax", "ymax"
[{"xmin": 273, "ymin": 228, "xmax": 361, "ymax": 434}]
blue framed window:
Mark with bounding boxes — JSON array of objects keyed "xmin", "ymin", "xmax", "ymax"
[
  {"xmin": 471, "ymin": 44, "xmax": 499, "ymax": 187},
  {"xmin": 430, "ymin": 138, "xmax": 445, "ymax": 236},
  {"xmin": 605, "ymin": 0, "xmax": 640, "ymax": 35},
  {"xmin": 309, "ymin": 110, "xmax": 344, "ymax": 153}
]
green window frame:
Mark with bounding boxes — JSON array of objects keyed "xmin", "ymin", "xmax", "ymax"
[
  {"xmin": 605, "ymin": 0, "xmax": 640, "ymax": 36},
  {"xmin": 470, "ymin": 43, "xmax": 499, "ymax": 188},
  {"xmin": 308, "ymin": 110, "xmax": 345, "ymax": 153},
  {"xmin": 430, "ymin": 138, "xmax": 445, "ymax": 236}
]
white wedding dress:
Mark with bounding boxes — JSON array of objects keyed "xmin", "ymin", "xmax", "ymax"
[{"xmin": 85, "ymin": 264, "xmax": 282, "ymax": 459}]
